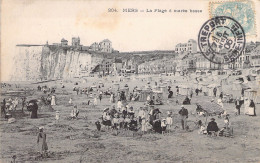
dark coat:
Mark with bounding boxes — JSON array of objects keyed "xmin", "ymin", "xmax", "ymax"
[
  {"xmin": 179, "ymin": 108, "xmax": 188, "ymax": 116},
  {"xmin": 207, "ymin": 121, "xmax": 219, "ymax": 133},
  {"xmin": 27, "ymin": 101, "xmax": 38, "ymax": 118}
]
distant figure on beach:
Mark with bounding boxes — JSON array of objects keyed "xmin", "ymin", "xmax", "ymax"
[
  {"xmin": 69, "ymin": 98, "xmax": 72, "ymax": 105},
  {"xmin": 21, "ymin": 97, "xmax": 26, "ymax": 112},
  {"xmin": 55, "ymin": 111, "xmax": 60, "ymax": 122},
  {"xmin": 248, "ymin": 99, "xmax": 256, "ymax": 116},
  {"xmin": 93, "ymin": 96, "xmax": 98, "ymax": 107},
  {"xmin": 207, "ymin": 118, "xmax": 219, "ymax": 135},
  {"xmin": 37, "ymin": 126, "xmax": 48, "ymax": 157},
  {"xmin": 235, "ymin": 98, "xmax": 241, "ymax": 115},
  {"xmin": 27, "ymin": 100, "xmax": 38, "ymax": 119},
  {"xmin": 190, "ymin": 89, "xmax": 193, "ymax": 98},
  {"xmin": 217, "ymin": 99, "xmax": 223, "ymax": 108},
  {"xmin": 213, "ymin": 87, "xmax": 217, "ymax": 97},
  {"xmin": 176, "ymin": 87, "xmax": 179, "ymax": 96},
  {"xmin": 71, "ymin": 105, "xmax": 79, "ymax": 118},
  {"xmin": 219, "ymin": 92, "xmax": 223, "ymax": 99},
  {"xmin": 244, "ymin": 98, "xmax": 250, "ymax": 115},
  {"xmin": 178, "ymin": 105, "xmax": 188, "ymax": 130},
  {"xmin": 99, "ymin": 93, "xmax": 102, "ymax": 103},
  {"xmin": 51, "ymin": 95, "xmax": 56, "ymax": 106},
  {"xmin": 12, "ymin": 97, "xmax": 19, "ymax": 110},
  {"xmin": 195, "ymin": 88, "xmax": 199, "ymax": 96}
]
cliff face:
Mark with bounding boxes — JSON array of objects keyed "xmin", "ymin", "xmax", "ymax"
[{"xmin": 11, "ymin": 46, "xmax": 101, "ymax": 81}]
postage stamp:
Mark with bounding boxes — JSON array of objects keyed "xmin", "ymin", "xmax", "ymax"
[
  {"xmin": 198, "ymin": 16, "xmax": 246, "ymax": 64},
  {"xmin": 209, "ymin": 1, "xmax": 256, "ymax": 37}
]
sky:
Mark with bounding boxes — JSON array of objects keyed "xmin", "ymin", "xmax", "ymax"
[{"xmin": 1, "ymin": 0, "xmax": 260, "ymax": 81}]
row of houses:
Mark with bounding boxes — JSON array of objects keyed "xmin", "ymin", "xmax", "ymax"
[
  {"xmin": 49, "ymin": 37, "xmax": 114, "ymax": 53},
  {"xmin": 138, "ymin": 41, "xmax": 260, "ymax": 74}
]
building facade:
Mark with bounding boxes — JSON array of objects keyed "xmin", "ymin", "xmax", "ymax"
[
  {"xmin": 194, "ymin": 53, "xmax": 221, "ymax": 70},
  {"xmin": 250, "ymin": 46, "xmax": 260, "ymax": 68},
  {"xmin": 175, "ymin": 39, "xmax": 197, "ymax": 53},
  {"xmin": 61, "ymin": 38, "xmax": 68, "ymax": 46},
  {"xmin": 72, "ymin": 37, "xmax": 80, "ymax": 46},
  {"xmin": 90, "ymin": 42, "xmax": 99, "ymax": 51},
  {"xmin": 99, "ymin": 39, "xmax": 112, "ymax": 53}
]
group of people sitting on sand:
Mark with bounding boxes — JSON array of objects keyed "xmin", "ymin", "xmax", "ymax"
[
  {"xmin": 197, "ymin": 115, "xmax": 233, "ymax": 137},
  {"xmin": 96, "ymin": 104, "xmax": 173, "ymax": 135}
]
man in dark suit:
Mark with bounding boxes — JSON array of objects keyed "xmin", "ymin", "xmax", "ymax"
[
  {"xmin": 207, "ymin": 118, "xmax": 219, "ymax": 135},
  {"xmin": 179, "ymin": 105, "xmax": 188, "ymax": 130}
]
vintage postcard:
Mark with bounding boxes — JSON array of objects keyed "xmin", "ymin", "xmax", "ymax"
[{"xmin": 1, "ymin": 0, "xmax": 260, "ymax": 162}]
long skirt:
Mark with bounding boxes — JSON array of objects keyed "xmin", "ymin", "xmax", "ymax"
[{"xmin": 248, "ymin": 107, "xmax": 256, "ymax": 116}]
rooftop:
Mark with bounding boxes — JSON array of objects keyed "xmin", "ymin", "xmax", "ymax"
[
  {"xmin": 101, "ymin": 39, "xmax": 112, "ymax": 43},
  {"xmin": 61, "ymin": 38, "xmax": 68, "ymax": 42}
]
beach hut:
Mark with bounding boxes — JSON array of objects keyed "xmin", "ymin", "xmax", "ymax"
[
  {"xmin": 152, "ymin": 86, "xmax": 161, "ymax": 91},
  {"xmin": 82, "ymin": 78, "xmax": 87, "ymax": 84},
  {"xmin": 207, "ymin": 83, "xmax": 221, "ymax": 96},
  {"xmin": 90, "ymin": 85, "xmax": 97, "ymax": 91},
  {"xmin": 159, "ymin": 86, "xmax": 168, "ymax": 98},
  {"xmin": 231, "ymin": 81, "xmax": 243, "ymax": 99},
  {"xmin": 120, "ymin": 87, "xmax": 129, "ymax": 96},
  {"xmin": 112, "ymin": 83, "xmax": 120, "ymax": 91},
  {"xmin": 139, "ymin": 90, "xmax": 153, "ymax": 102},
  {"xmin": 147, "ymin": 77, "xmax": 152, "ymax": 82},
  {"xmin": 98, "ymin": 81, "xmax": 103, "ymax": 87},
  {"xmin": 245, "ymin": 89, "xmax": 259, "ymax": 103},
  {"xmin": 165, "ymin": 80, "xmax": 171, "ymax": 86},
  {"xmin": 178, "ymin": 85, "xmax": 190, "ymax": 96},
  {"xmin": 197, "ymin": 82, "xmax": 209, "ymax": 95},
  {"xmin": 124, "ymin": 77, "xmax": 131, "ymax": 82},
  {"xmin": 152, "ymin": 91, "xmax": 163, "ymax": 104}
]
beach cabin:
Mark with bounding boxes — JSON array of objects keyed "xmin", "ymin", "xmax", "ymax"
[
  {"xmin": 152, "ymin": 91, "xmax": 163, "ymax": 104},
  {"xmin": 112, "ymin": 83, "xmax": 120, "ymax": 91},
  {"xmin": 90, "ymin": 85, "xmax": 97, "ymax": 91},
  {"xmin": 207, "ymin": 83, "xmax": 221, "ymax": 97},
  {"xmin": 231, "ymin": 81, "xmax": 243, "ymax": 99},
  {"xmin": 139, "ymin": 90, "xmax": 153, "ymax": 102},
  {"xmin": 120, "ymin": 87, "xmax": 129, "ymax": 96},
  {"xmin": 244, "ymin": 89, "xmax": 259, "ymax": 104},
  {"xmin": 178, "ymin": 85, "xmax": 190, "ymax": 96}
]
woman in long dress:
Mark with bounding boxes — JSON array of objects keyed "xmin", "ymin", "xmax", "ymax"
[
  {"xmin": 110, "ymin": 94, "xmax": 114, "ymax": 103},
  {"xmin": 37, "ymin": 127, "xmax": 48, "ymax": 156},
  {"xmin": 244, "ymin": 98, "xmax": 250, "ymax": 115},
  {"xmin": 93, "ymin": 96, "xmax": 98, "ymax": 106},
  {"xmin": 248, "ymin": 100, "xmax": 256, "ymax": 116},
  {"xmin": 51, "ymin": 95, "xmax": 56, "ymax": 106}
]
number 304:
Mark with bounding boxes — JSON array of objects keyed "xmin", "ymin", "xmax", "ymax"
[{"xmin": 108, "ymin": 8, "xmax": 117, "ymax": 12}]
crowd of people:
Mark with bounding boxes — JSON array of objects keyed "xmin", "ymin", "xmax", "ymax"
[
  {"xmin": 98, "ymin": 104, "xmax": 175, "ymax": 135},
  {"xmin": 0, "ymin": 77, "xmax": 258, "ymax": 160}
]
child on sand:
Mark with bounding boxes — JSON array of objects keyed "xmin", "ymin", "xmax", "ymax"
[
  {"xmin": 55, "ymin": 111, "xmax": 60, "ymax": 122},
  {"xmin": 161, "ymin": 119, "xmax": 167, "ymax": 135},
  {"xmin": 141, "ymin": 117, "xmax": 147, "ymax": 134},
  {"xmin": 37, "ymin": 127, "xmax": 48, "ymax": 157},
  {"xmin": 119, "ymin": 114, "xmax": 125, "ymax": 129},
  {"xmin": 166, "ymin": 112, "xmax": 173, "ymax": 130},
  {"xmin": 69, "ymin": 98, "xmax": 72, "ymax": 105}
]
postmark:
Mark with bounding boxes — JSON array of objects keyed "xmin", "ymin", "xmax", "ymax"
[
  {"xmin": 209, "ymin": 1, "xmax": 256, "ymax": 37},
  {"xmin": 198, "ymin": 16, "xmax": 246, "ymax": 64}
]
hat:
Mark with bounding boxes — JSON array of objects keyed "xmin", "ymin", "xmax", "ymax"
[
  {"xmin": 162, "ymin": 119, "xmax": 166, "ymax": 121},
  {"xmin": 210, "ymin": 118, "xmax": 215, "ymax": 121},
  {"xmin": 181, "ymin": 105, "xmax": 184, "ymax": 108},
  {"xmin": 39, "ymin": 126, "xmax": 44, "ymax": 130},
  {"xmin": 104, "ymin": 108, "xmax": 109, "ymax": 111},
  {"xmin": 56, "ymin": 111, "xmax": 60, "ymax": 113}
]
